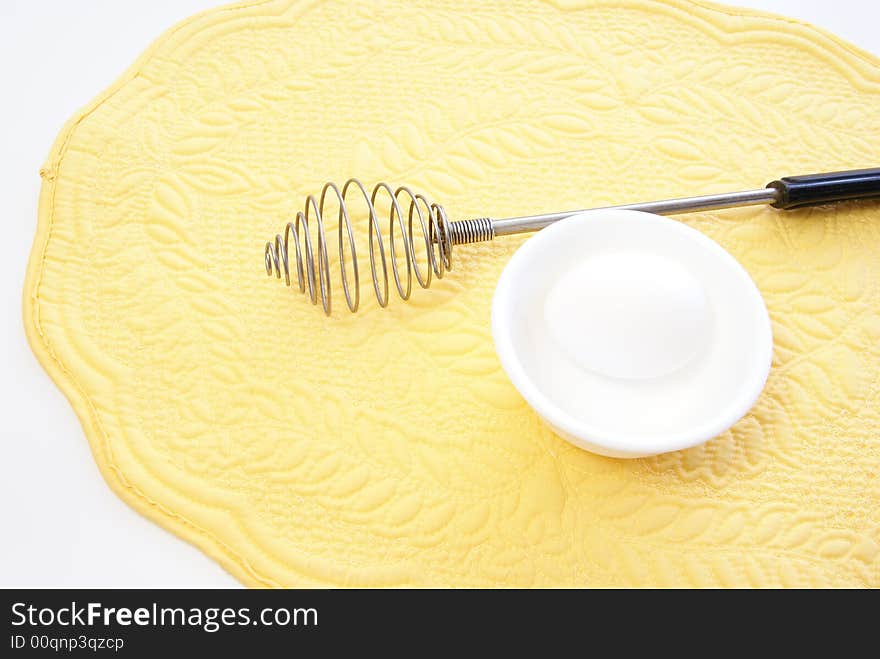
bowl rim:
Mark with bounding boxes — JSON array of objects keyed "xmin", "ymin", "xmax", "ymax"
[{"xmin": 490, "ymin": 209, "xmax": 773, "ymax": 457}]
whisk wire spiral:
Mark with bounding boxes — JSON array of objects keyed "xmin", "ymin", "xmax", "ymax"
[{"xmin": 264, "ymin": 179, "xmax": 453, "ymax": 315}]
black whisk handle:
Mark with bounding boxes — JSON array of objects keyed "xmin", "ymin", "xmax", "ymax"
[{"xmin": 767, "ymin": 167, "xmax": 880, "ymax": 209}]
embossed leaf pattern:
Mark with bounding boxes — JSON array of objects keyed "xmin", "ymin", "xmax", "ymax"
[{"xmin": 24, "ymin": 0, "xmax": 880, "ymax": 587}]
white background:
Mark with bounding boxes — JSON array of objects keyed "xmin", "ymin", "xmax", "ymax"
[{"xmin": 1, "ymin": 0, "xmax": 878, "ymax": 587}]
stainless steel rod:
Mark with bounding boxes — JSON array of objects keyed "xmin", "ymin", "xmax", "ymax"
[
  {"xmin": 266, "ymin": 168, "xmax": 880, "ymax": 314},
  {"xmin": 490, "ymin": 187, "xmax": 780, "ymax": 237}
]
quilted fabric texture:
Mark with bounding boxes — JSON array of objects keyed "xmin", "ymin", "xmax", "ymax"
[{"xmin": 24, "ymin": 0, "xmax": 880, "ymax": 587}]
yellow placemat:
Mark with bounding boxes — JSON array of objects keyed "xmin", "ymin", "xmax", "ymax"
[{"xmin": 24, "ymin": 0, "xmax": 880, "ymax": 587}]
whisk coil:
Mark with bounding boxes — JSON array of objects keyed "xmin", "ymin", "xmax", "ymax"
[{"xmin": 264, "ymin": 179, "xmax": 453, "ymax": 315}]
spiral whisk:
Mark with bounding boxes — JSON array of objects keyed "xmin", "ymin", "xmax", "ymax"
[
  {"xmin": 264, "ymin": 168, "xmax": 880, "ymax": 315},
  {"xmin": 264, "ymin": 178, "xmax": 489, "ymax": 314}
]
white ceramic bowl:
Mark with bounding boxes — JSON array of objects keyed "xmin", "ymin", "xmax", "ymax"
[{"xmin": 491, "ymin": 209, "xmax": 773, "ymax": 458}]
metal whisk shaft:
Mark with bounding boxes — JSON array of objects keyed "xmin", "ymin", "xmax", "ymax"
[
  {"xmin": 265, "ymin": 168, "xmax": 880, "ymax": 315},
  {"xmin": 264, "ymin": 180, "xmax": 778, "ymax": 316}
]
